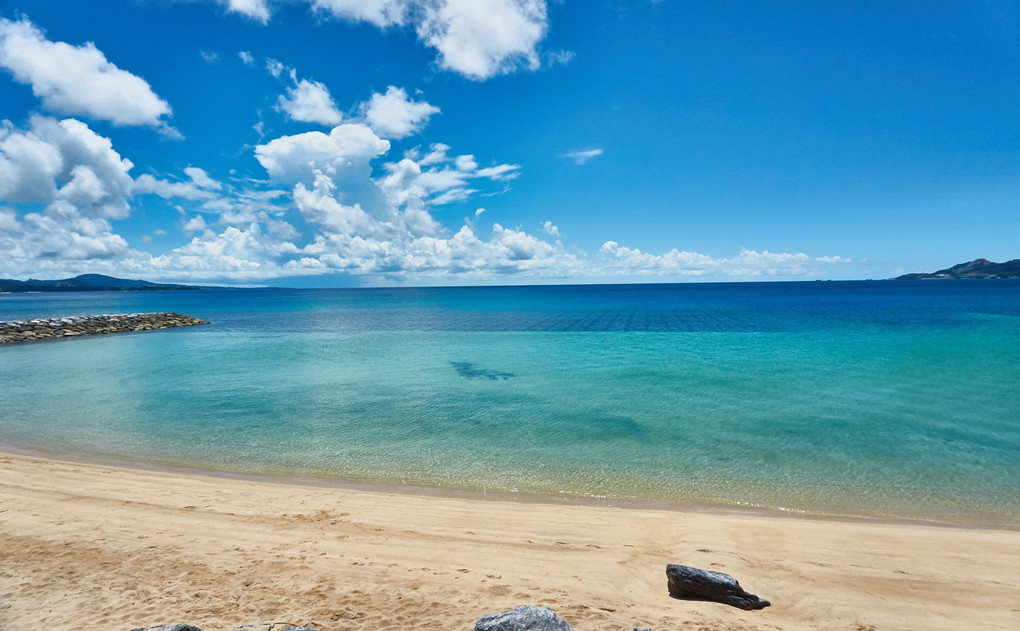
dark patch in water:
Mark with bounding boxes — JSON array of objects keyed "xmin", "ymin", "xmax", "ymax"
[
  {"xmin": 538, "ymin": 412, "xmax": 647, "ymax": 442},
  {"xmin": 451, "ymin": 361, "xmax": 515, "ymax": 381},
  {"xmin": 573, "ymin": 413, "xmax": 645, "ymax": 439}
]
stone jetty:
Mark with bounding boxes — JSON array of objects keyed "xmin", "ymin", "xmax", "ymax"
[{"xmin": 0, "ymin": 312, "xmax": 208, "ymax": 344}]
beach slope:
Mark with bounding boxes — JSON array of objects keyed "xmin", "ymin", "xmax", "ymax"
[{"xmin": 0, "ymin": 454, "xmax": 1017, "ymax": 631}]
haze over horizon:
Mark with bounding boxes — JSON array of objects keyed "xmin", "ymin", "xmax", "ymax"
[{"xmin": 1, "ymin": 1, "xmax": 1017, "ymax": 287}]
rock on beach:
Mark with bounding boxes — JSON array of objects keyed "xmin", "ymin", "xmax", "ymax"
[
  {"xmin": 474, "ymin": 606, "xmax": 575, "ymax": 631},
  {"xmin": 666, "ymin": 564, "xmax": 771, "ymax": 610}
]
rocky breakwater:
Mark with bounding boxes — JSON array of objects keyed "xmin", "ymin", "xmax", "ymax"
[{"xmin": 0, "ymin": 312, "xmax": 208, "ymax": 345}]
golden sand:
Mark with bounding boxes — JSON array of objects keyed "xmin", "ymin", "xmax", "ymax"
[{"xmin": 0, "ymin": 453, "xmax": 1017, "ymax": 631}]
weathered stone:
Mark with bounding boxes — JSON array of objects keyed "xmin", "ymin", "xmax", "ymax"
[
  {"xmin": 0, "ymin": 312, "xmax": 208, "ymax": 345},
  {"xmin": 130, "ymin": 625, "xmax": 202, "ymax": 631},
  {"xmin": 232, "ymin": 625, "xmax": 318, "ymax": 631},
  {"xmin": 474, "ymin": 605, "xmax": 574, "ymax": 631},
  {"xmin": 666, "ymin": 564, "xmax": 770, "ymax": 610}
]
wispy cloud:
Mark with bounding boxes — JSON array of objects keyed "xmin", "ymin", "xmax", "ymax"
[
  {"xmin": 265, "ymin": 57, "xmax": 285, "ymax": 78},
  {"xmin": 561, "ymin": 148, "xmax": 603, "ymax": 165},
  {"xmin": 544, "ymin": 49, "xmax": 575, "ymax": 67}
]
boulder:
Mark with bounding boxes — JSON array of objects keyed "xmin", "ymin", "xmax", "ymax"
[
  {"xmin": 130, "ymin": 625, "xmax": 201, "ymax": 631},
  {"xmin": 474, "ymin": 605, "xmax": 574, "ymax": 631},
  {"xmin": 666, "ymin": 564, "xmax": 770, "ymax": 610}
]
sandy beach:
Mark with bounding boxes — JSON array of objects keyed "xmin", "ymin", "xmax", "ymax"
[{"xmin": 0, "ymin": 453, "xmax": 1017, "ymax": 631}]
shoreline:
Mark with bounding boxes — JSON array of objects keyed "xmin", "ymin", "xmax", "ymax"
[
  {"xmin": 4, "ymin": 444, "xmax": 1017, "ymax": 531},
  {"xmin": 2, "ymin": 451, "xmax": 1018, "ymax": 631},
  {"xmin": 3, "ymin": 444, "xmax": 1015, "ymax": 532}
]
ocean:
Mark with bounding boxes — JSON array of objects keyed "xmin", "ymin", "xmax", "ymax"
[{"xmin": 1, "ymin": 280, "xmax": 1018, "ymax": 525}]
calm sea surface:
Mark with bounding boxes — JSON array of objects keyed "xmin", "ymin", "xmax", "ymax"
[{"xmin": 1, "ymin": 281, "xmax": 1018, "ymax": 525}]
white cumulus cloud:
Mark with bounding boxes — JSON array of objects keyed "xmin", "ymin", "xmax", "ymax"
[
  {"xmin": 0, "ymin": 116, "xmax": 135, "ymax": 218},
  {"xmin": 254, "ymin": 124, "xmax": 391, "ymax": 184},
  {"xmin": 183, "ymin": 215, "xmax": 209, "ymax": 233},
  {"xmin": 0, "ymin": 119, "xmax": 63, "ymax": 203},
  {"xmin": 0, "ymin": 17, "xmax": 174, "ymax": 130},
  {"xmin": 146, "ymin": 222, "xmax": 297, "ymax": 280},
  {"xmin": 598, "ymin": 242, "xmax": 850, "ymax": 278},
  {"xmin": 278, "ymin": 78, "xmax": 344, "ymax": 126},
  {"xmin": 219, "ymin": 0, "xmax": 550, "ymax": 80},
  {"xmin": 0, "ymin": 117, "xmax": 139, "ymax": 265},
  {"xmin": 310, "ymin": 0, "xmax": 409, "ymax": 26},
  {"xmin": 0, "ymin": 76, "xmax": 852, "ymax": 283},
  {"xmin": 224, "ymin": 0, "xmax": 272, "ymax": 22},
  {"xmin": 415, "ymin": 0, "xmax": 547, "ymax": 79},
  {"xmin": 359, "ymin": 86, "xmax": 439, "ymax": 139}
]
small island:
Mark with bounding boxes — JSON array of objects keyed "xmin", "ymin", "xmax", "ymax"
[{"xmin": 895, "ymin": 258, "xmax": 1020, "ymax": 280}]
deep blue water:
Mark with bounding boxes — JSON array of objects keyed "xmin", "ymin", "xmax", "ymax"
[{"xmin": 1, "ymin": 280, "xmax": 1018, "ymax": 525}]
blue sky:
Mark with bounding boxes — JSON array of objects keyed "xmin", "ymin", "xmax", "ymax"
[{"xmin": 0, "ymin": 0, "xmax": 1017, "ymax": 285}]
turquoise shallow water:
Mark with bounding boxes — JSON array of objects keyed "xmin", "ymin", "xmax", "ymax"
[{"xmin": 1, "ymin": 281, "xmax": 1018, "ymax": 525}]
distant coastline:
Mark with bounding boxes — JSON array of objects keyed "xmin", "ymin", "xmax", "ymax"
[
  {"xmin": 4, "ymin": 262, "xmax": 1020, "ymax": 294},
  {"xmin": 0, "ymin": 273, "xmax": 200, "ymax": 293},
  {"xmin": 895, "ymin": 258, "xmax": 1020, "ymax": 280}
]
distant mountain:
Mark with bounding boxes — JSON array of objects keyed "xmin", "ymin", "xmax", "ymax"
[
  {"xmin": 895, "ymin": 258, "xmax": 1020, "ymax": 280},
  {"xmin": 0, "ymin": 274, "xmax": 200, "ymax": 292}
]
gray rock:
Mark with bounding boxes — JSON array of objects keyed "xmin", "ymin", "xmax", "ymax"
[
  {"xmin": 233, "ymin": 625, "xmax": 318, "ymax": 631},
  {"xmin": 130, "ymin": 625, "xmax": 201, "ymax": 631},
  {"xmin": 666, "ymin": 564, "xmax": 770, "ymax": 610},
  {"xmin": 232, "ymin": 624, "xmax": 318, "ymax": 631},
  {"xmin": 474, "ymin": 605, "xmax": 574, "ymax": 631},
  {"xmin": 0, "ymin": 312, "xmax": 208, "ymax": 345}
]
